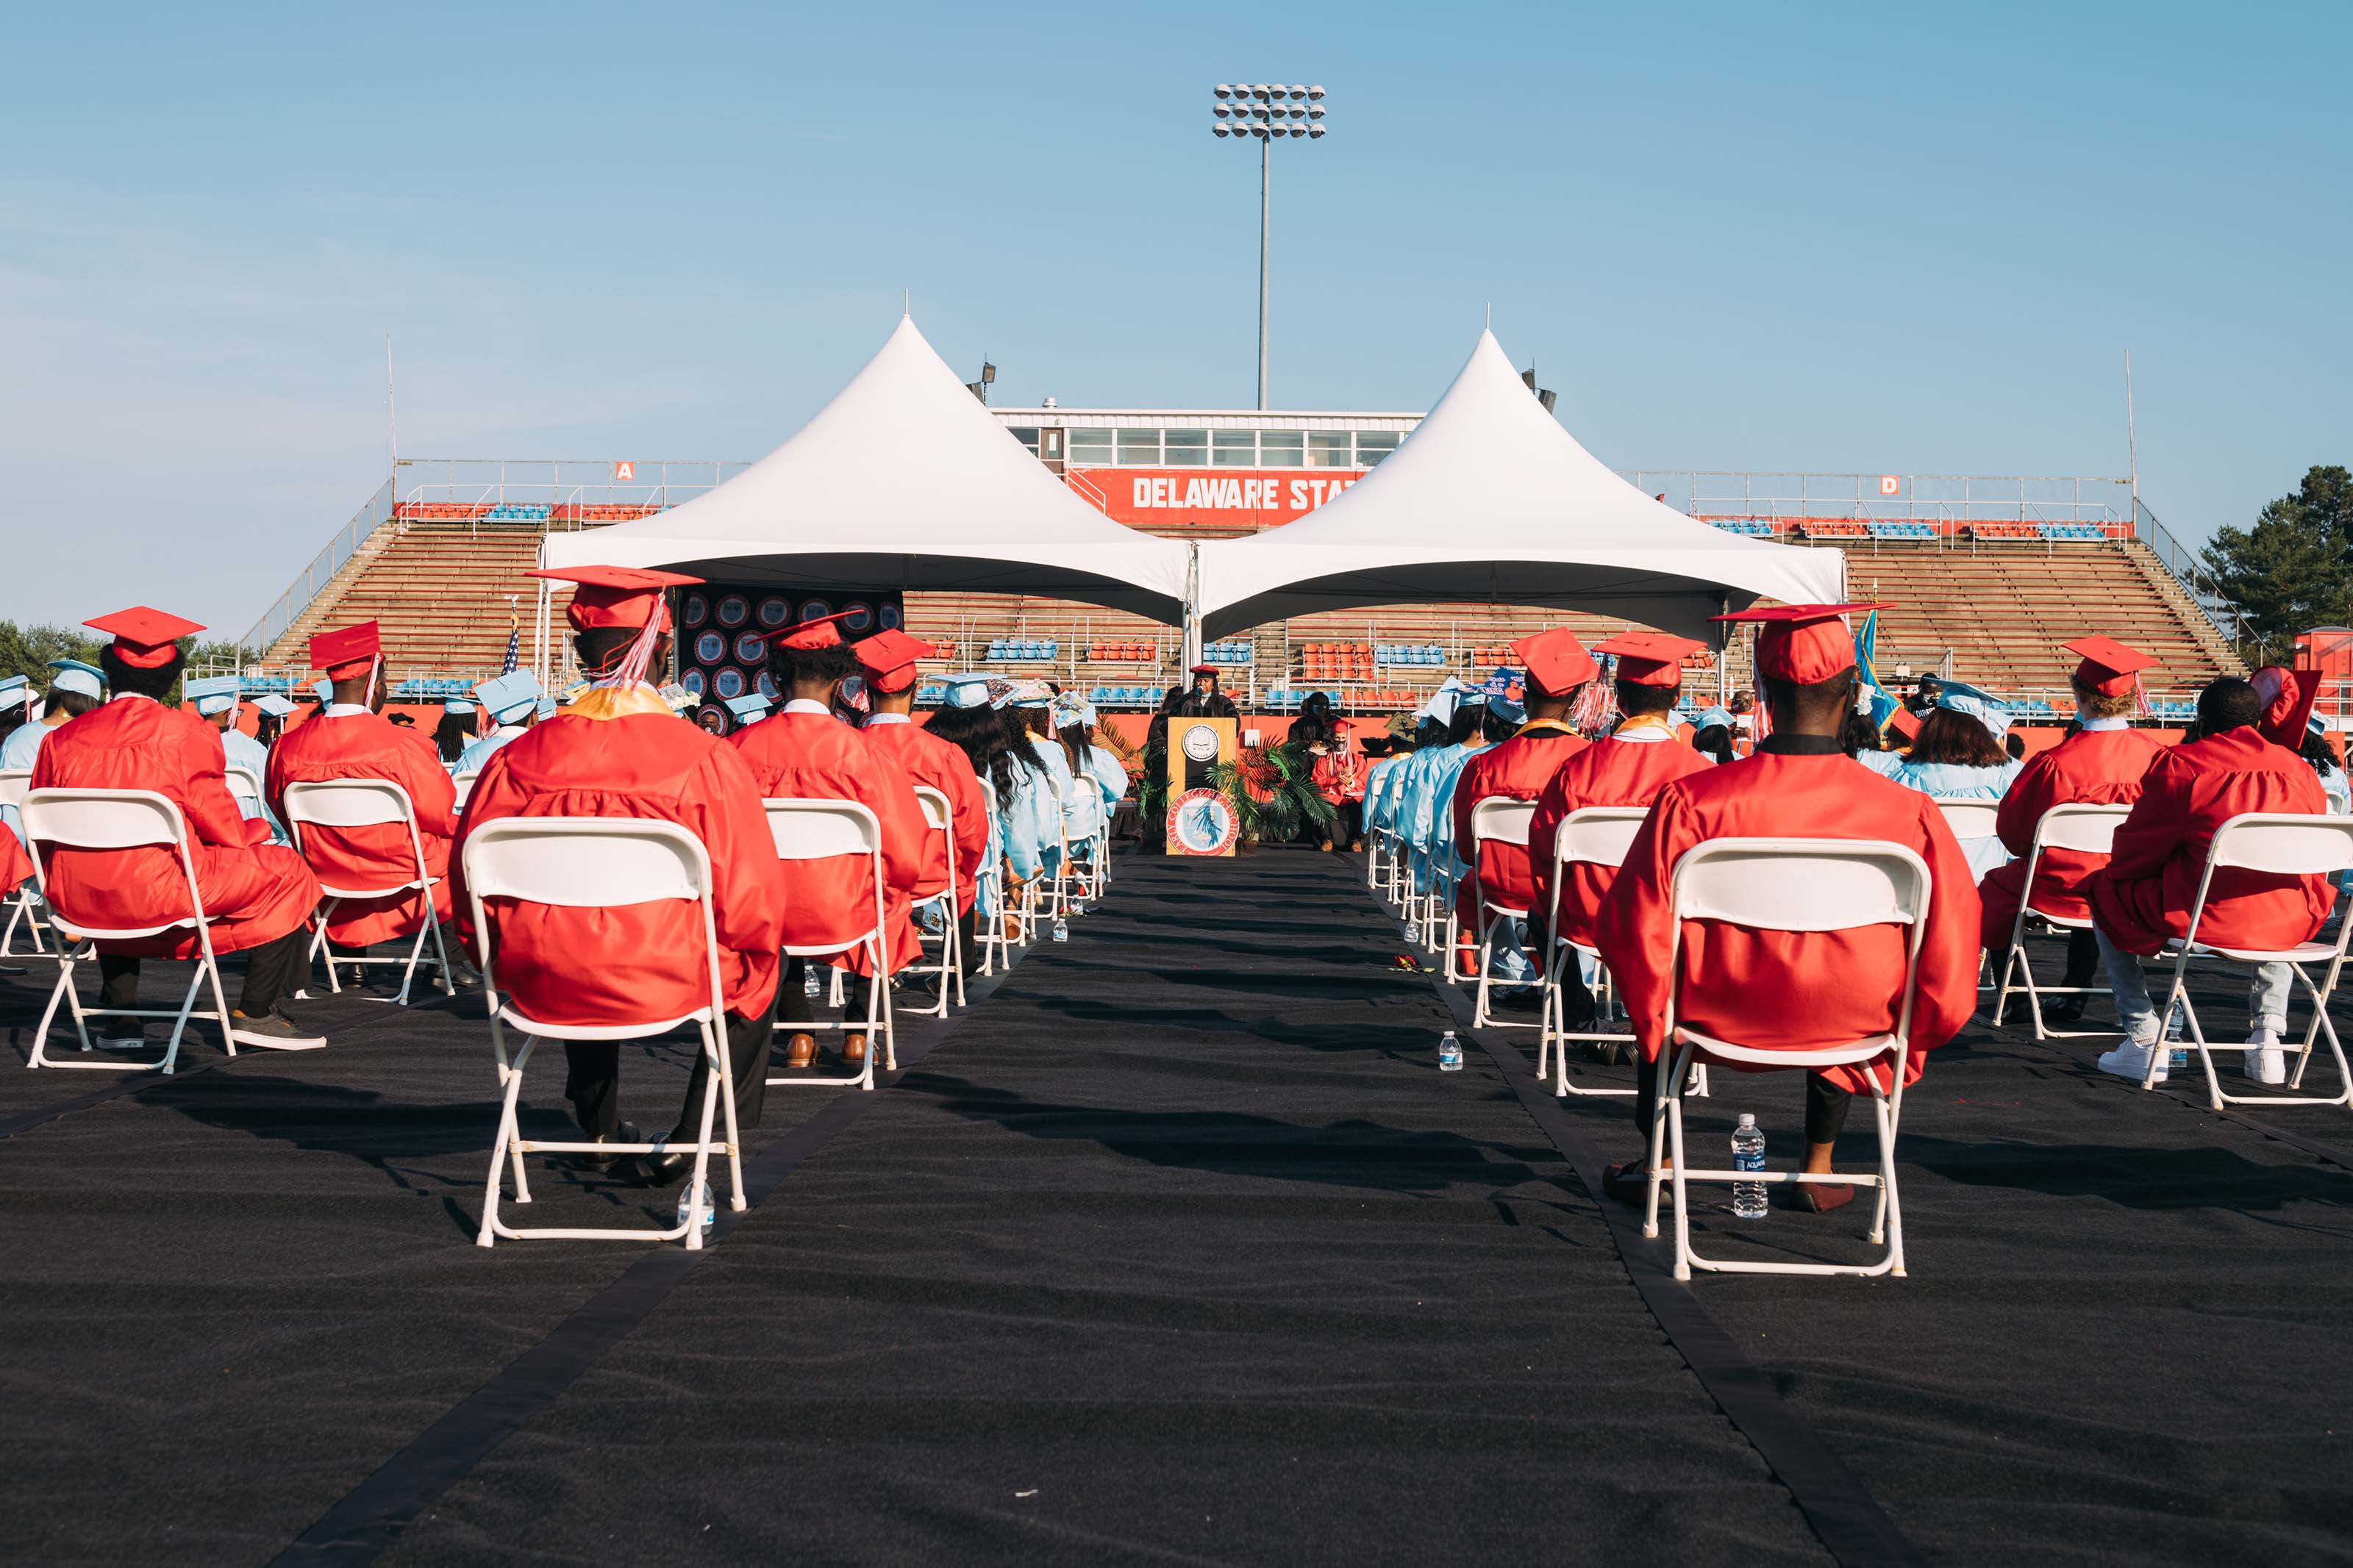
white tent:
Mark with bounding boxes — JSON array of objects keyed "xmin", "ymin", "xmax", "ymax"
[
  {"xmin": 1193, "ymin": 330, "xmax": 1846, "ymax": 644},
  {"xmin": 540, "ymin": 315, "xmax": 1193, "ymax": 626}
]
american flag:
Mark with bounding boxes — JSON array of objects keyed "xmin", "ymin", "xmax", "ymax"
[{"xmin": 499, "ymin": 613, "xmax": 519, "ymax": 675}]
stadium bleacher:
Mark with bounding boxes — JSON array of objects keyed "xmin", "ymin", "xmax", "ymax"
[{"xmin": 985, "ymin": 637, "xmax": 1059, "ymax": 662}]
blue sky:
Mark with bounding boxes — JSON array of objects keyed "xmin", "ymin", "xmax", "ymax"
[{"xmin": 3, "ymin": 1, "xmax": 2346, "ymax": 636}]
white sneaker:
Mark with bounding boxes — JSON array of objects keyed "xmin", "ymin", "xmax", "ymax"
[
  {"xmin": 92, "ymin": 1030, "xmax": 150, "ymax": 1050},
  {"xmin": 2097, "ymin": 1039, "xmax": 2166, "ymax": 1084},
  {"xmin": 2243, "ymin": 1027, "xmax": 2288, "ymax": 1086}
]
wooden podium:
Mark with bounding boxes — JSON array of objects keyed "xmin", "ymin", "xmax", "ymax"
[{"xmin": 1163, "ymin": 717, "xmax": 1240, "ymax": 856}]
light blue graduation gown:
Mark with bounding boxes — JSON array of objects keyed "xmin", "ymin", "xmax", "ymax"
[{"xmin": 1882, "ymin": 755, "xmax": 2024, "ymax": 881}]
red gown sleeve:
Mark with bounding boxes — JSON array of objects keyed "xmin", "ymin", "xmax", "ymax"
[
  {"xmin": 1524, "ymin": 767, "xmax": 1572, "ymax": 945},
  {"xmin": 1993, "ymin": 751, "xmax": 2060, "ymax": 857},
  {"xmin": 179, "ymin": 722, "xmax": 268, "ymax": 849},
  {"xmin": 692, "ymin": 740, "xmax": 788, "ymax": 1003},
  {"xmin": 860, "ymin": 747, "xmax": 930, "ymax": 896},
  {"xmin": 2101, "ymin": 756, "xmax": 2191, "ymax": 884},
  {"xmin": 1591, "ymin": 781, "xmax": 1693, "ymax": 1061},
  {"xmin": 398, "ymin": 731, "xmax": 460, "ymax": 837}
]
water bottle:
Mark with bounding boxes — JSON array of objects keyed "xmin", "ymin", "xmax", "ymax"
[
  {"xmin": 1051, "ymin": 915, "xmax": 1069, "ymax": 943},
  {"xmin": 802, "ymin": 964, "xmax": 821, "ymax": 999},
  {"xmin": 674, "ymin": 1177, "xmax": 714, "ymax": 1236},
  {"xmin": 1731, "ymin": 1114, "xmax": 1768, "ymax": 1220},
  {"xmin": 1438, "ymin": 1029, "xmax": 1463, "ymax": 1072},
  {"xmin": 2164, "ymin": 1000, "xmax": 2187, "ymax": 1067}
]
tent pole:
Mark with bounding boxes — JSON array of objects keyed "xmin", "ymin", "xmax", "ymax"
[{"xmin": 1183, "ymin": 542, "xmax": 1204, "ymax": 672}]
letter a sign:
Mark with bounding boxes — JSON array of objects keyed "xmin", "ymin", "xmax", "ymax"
[{"xmin": 613, "ymin": 460, "xmax": 636, "ymax": 482}]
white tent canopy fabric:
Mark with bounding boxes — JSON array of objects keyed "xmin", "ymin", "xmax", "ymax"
[
  {"xmin": 541, "ymin": 315, "xmax": 1193, "ymax": 626},
  {"xmin": 1193, "ymin": 331, "xmax": 1846, "ymax": 643}
]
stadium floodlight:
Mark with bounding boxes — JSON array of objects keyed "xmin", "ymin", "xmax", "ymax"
[{"xmin": 1209, "ymin": 81, "xmax": 1330, "ymax": 410}]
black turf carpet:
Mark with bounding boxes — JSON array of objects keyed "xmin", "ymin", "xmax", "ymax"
[{"xmin": 3, "ymin": 846, "xmax": 2350, "ymax": 1566}]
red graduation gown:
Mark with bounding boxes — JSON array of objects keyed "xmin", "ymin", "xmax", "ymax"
[
  {"xmin": 1527, "ymin": 728, "xmax": 1713, "ymax": 953},
  {"xmin": 1593, "ymin": 749, "xmax": 1982, "ymax": 1095},
  {"xmin": 265, "ymin": 709, "xmax": 457, "ymax": 946},
  {"xmin": 29, "ymin": 695, "xmax": 319, "ymax": 958},
  {"xmin": 2086, "ymin": 726, "xmax": 2333, "ymax": 956},
  {"xmin": 1309, "ymin": 744, "xmax": 1364, "ymax": 806},
  {"xmin": 1976, "ymin": 725, "xmax": 2165, "ymax": 947},
  {"xmin": 729, "ymin": 709, "xmax": 928, "ymax": 975},
  {"xmin": 450, "ymin": 687, "xmax": 784, "ymax": 1027},
  {"xmin": 862, "ymin": 717, "xmax": 991, "ymax": 916},
  {"xmin": 1449, "ymin": 722, "xmax": 1590, "ymax": 951},
  {"xmin": 0, "ymin": 811, "xmax": 33, "ymax": 895}
]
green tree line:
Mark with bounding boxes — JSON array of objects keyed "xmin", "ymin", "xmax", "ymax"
[
  {"xmin": 0, "ymin": 622, "xmax": 245, "ymax": 703},
  {"xmin": 2201, "ymin": 465, "xmax": 2353, "ymax": 665}
]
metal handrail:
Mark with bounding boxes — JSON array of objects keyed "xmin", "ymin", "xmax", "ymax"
[{"xmin": 238, "ymin": 477, "xmax": 393, "ymax": 654}]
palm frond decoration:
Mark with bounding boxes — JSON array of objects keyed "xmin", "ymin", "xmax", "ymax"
[{"xmin": 1210, "ymin": 740, "xmax": 1335, "ymax": 845}]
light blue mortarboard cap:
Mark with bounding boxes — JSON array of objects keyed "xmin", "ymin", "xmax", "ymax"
[
  {"xmin": 312, "ymin": 678, "xmax": 333, "ymax": 702},
  {"xmin": 442, "ymin": 698, "xmax": 476, "ymax": 716},
  {"xmin": 724, "ymin": 692, "xmax": 772, "ymax": 723},
  {"xmin": 474, "ymin": 670, "xmax": 543, "ymax": 724},
  {"xmin": 1694, "ymin": 706, "xmax": 1735, "ymax": 729},
  {"xmin": 940, "ymin": 673, "xmax": 996, "ymax": 710},
  {"xmin": 182, "ymin": 674, "xmax": 240, "ymax": 716},
  {"xmin": 535, "ymin": 695, "xmax": 558, "ymax": 720},
  {"xmin": 1935, "ymin": 680, "xmax": 2013, "ymax": 739},
  {"xmin": 46, "ymin": 658, "xmax": 104, "ymax": 701},
  {"xmin": 252, "ymin": 694, "xmax": 295, "ymax": 717}
]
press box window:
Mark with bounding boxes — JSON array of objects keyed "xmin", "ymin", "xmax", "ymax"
[
  {"xmin": 1307, "ymin": 432, "xmax": 1352, "ymax": 468},
  {"xmin": 1258, "ymin": 430, "xmax": 1304, "ymax": 468},
  {"xmin": 1069, "ymin": 429, "xmax": 1114, "ymax": 465},
  {"xmin": 1116, "ymin": 429, "xmax": 1161, "ymax": 465},
  {"xmin": 1007, "ymin": 427, "xmax": 1040, "ymax": 457},
  {"xmin": 1356, "ymin": 431, "xmax": 1400, "ymax": 466},
  {"xmin": 1163, "ymin": 429, "xmax": 1207, "ymax": 466},
  {"xmin": 1213, "ymin": 430, "xmax": 1257, "ymax": 466}
]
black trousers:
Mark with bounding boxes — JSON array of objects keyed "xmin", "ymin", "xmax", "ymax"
[
  {"xmin": 1992, "ymin": 928, "xmax": 2099, "ymax": 989},
  {"xmin": 1322, "ymin": 801, "xmax": 1363, "ymax": 846},
  {"xmin": 1635, "ymin": 1053, "xmax": 1854, "ymax": 1148},
  {"xmin": 98, "ymin": 926, "xmax": 309, "ymax": 1019},
  {"xmin": 563, "ymin": 991, "xmax": 779, "ymax": 1142},
  {"xmin": 776, "ymin": 956, "xmax": 882, "ymax": 1028}
]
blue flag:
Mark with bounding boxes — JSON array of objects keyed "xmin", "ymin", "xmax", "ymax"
[{"xmin": 1854, "ymin": 611, "xmax": 1900, "ymax": 730}]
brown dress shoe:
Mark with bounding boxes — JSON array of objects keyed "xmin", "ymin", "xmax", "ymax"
[
  {"xmin": 784, "ymin": 1033, "xmax": 818, "ymax": 1069},
  {"xmin": 841, "ymin": 1033, "xmax": 869, "ymax": 1067}
]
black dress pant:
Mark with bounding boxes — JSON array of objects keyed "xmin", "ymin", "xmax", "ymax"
[
  {"xmin": 1635, "ymin": 1052, "xmax": 1854, "ymax": 1148},
  {"xmin": 563, "ymin": 989, "xmax": 779, "ymax": 1142},
  {"xmin": 97, "ymin": 926, "xmax": 310, "ymax": 1018},
  {"xmin": 776, "ymin": 956, "xmax": 882, "ymax": 1028}
]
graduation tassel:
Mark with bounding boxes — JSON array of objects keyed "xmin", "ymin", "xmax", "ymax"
[{"xmin": 604, "ymin": 612, "xmax": 665, "ymax": 690}]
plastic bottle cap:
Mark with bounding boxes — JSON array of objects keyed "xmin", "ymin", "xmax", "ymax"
[{"xmin": 1737, "ymin": 1113, "xmax": 1756, "ymax": 1128}]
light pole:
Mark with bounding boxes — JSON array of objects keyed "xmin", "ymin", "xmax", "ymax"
[{"xmin": 1213, "ymin": 83, "xmax": 1325, "ymax": 411}]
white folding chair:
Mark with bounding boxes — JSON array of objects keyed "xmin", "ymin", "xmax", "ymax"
[
  {"xmin": 1990, "ymin": 803, "xmax": 2131, "ymax": 1039},
  {"xmin": 1, "ymin": 768, "xmax": 55, "ymax": 959},
  {"xmin": 1642, "ymin": 837, "xmax": 1932, "ymax": 1282},
  {"xmin": 20, "ymin": 788, "xmax": 240, "ymax": 1075},
  {"xmin": 224, "ymin": 765, "xmax": 264, "ymax": 811},
  {"xmin": 764, "ymin": 798, "xmax": 893, "ymax": 1089},
  {"xmin": 1537, "ymin": 806, "xmax": 1650, "ymax": 1098},
  {"xmin": 2138, "ymin": 813, "xmax": 2353, "ymax": 1112},
  {"xmin": 463, "ymin": 817, "xmax": 743, "ymax": 1248},
  {"xmin": 1932, "ymin": 798, "xmax": 2001, "ymax": 842},
  {"xmin": 451, "ymin": 767, "xmax": 480, "ymax": 814},
  {"xmin": 905, "ymin": 784, "xmax": 965, "ymax": 1017},
  {"xmin": 281, "ymin": 778, "xmax": 454, "ymax": 1006},
  {"xmin": 1468, "ymin": 797, "xmax": 1543, "ymax": 1028}
]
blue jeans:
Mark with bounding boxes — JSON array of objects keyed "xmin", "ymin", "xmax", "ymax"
[{"xmin": 2097, "ymin": 924, "xmax": 2293, "ymax": 1043}]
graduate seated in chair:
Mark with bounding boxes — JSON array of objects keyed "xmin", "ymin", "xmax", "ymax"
[
  {"xmin": 1592, "ymin": 605, "xmax": 1981, "ymax": 1211},
  {"xmin": 2088, "ymin": 674, "xmax": 2336, "ymax": 1088},
  {"xmin": 855, "ymin": 631, "xmax": 991, "ymax": 1002}
]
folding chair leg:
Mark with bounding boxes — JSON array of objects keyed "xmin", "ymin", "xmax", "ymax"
[
  {"xmin": 709, "ymin": 1020, "xmax": 746, "ymax": 1213},
  {"xmin": 1643, "ymin": 1045, "xmax": 1679, "ymax": 1241},
  {"xmin": 1665, "ymin": 1059, "xmax": 1693, "ymax": 1282}
]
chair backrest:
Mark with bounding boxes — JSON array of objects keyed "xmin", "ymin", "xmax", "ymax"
[
  {"xmin": 21, "ymin": 787, "xmax": 186, "ymax": 852},
  {"xmin": 1554, "ymin": 806, "xmax": 1649, "ymax": 870},
  {"xmin": 1471, "ymin": 796, "xmax": 1535, "ymax": 849},
  {"xmin": 224, "ymin": 765, "xmax": 263, "ymax": 803},
  {"xmin": 0, "ymin": 767, "xmax": 33, "ymax": 810},
  {"xmin": 2033, "ymin": 801, "xmax": 2129, "ymax": 856},
  {"xmin": 451, "ymin": 772, "xmax": 477, "ymax": 812},
  {"xmin": 763, "ymin": 797, "xmax": 882, "ymax": 861},
  {"xmin": 282, "ymin": 777, "xmax": 415, "ymax": 830},
  {"xmin": 462, "ymin": 816, "xmax": 709, "ymax": 908},
  {"xmin": 2206, "ymin": 812, "xmax": 2353, "ymax": 877},
  {"xmin": 1671, "ymin": 837, "xmax": 1932, "ymax": 934},
  {"xmin": 1933, "ymin": 798, "xmax": 2001, "ymax": 840},
  {"xmin": 911, "ymin": 783, "xmax": 952, "ymax": 833}
]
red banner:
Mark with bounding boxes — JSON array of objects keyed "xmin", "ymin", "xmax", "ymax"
[{"xmin": 1069, "ymin": 467, "xmax": 1364, "ymax": 531}]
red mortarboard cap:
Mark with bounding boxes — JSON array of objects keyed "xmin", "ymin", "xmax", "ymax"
[
  {"xmin": 1509, "ymin": 627, "xmax": 1599, "ymax": 695},
  {"xmin": 1887, "ymin": 706, "xmax": 1921, "ymax": 742},
  {"xmin": 1188, "ymin": 663, "xmax": 1219, "ymax": 676},
  {"xmin": 851, "ymin": 628, "xmax": 937, "ymax": 693},
  {"xmin": 526, "ymin": 565, "xmax": 701, "ymax": 631},
  {"xmin": 2060, "ymin": 635, "xmax": 2156, "ymax": 697},
  {"xmin": 2252, "ymin": 665, "xmax": 2324, "ymax": 748},
  {"xmin": 1593, "ymin": 631, "xmax": 1707, "ymax": 688},
  {"xmin": 1713, "ymin": 603, "xmax": 1889, "ymax": 685},
  {"xmin": 774, "ymin": 609, "xmax": 863, "ymax": 651},
  {"xmin": 308, "ymin": 621, "xmax": 382, "ymax": 680},
  {"xmin": 85, "ymin": 606, "xmax": 204, "ymax": 668}
]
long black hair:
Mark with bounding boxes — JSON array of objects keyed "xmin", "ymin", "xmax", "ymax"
[
  {"xmin": 925, "ymin": 704, "xmax": 1049, "ymax": 813},
  {"xmin": 432, "ymin": 710, "xmax": 476, "ymax": 763}
]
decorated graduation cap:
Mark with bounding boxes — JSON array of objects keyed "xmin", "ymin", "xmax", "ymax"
[
  {"xmin": 474, "ymin": 671, "xmax": 543, "ymax": 726},
  {"xmin": 1007, "ymin": 677, "xmax": 1055, "ymax": 709},
  {"xmin": 1051, "ymin": 692, "xmax": 1100, "ymax": 728},
  {"xmin": 940, "ymin": 672, "xmax": 1011, "ymax": 710},
  {"xmin": 182, "ymin": 674, "xmax": 242, "ymax": 717},
  {"xmin": 252, "ymin": 693, "xmax": 295, "ymax": 718},
  {"xmin": 1594, "ymin": 631, "xmax": 1705, "ymax": 689},
  {"xmin": 1713, "ymin": 603, "xmax": 1890, "ymax": 685},
  {"xmin": 2061, "ymin": 635, "xmax": 2156, "ymax": 698},
  {"xmin": 526, "ymin": 565, "xmax": 700, "ymax": 632},
  {"xmin": 44, "ymin": 657, "xmax": 104, "ymax": 701},
  {"xmin": 1934, "ymin": 679, "xmax": 2013, "ymax": 739},
  {"xmin": 1509, "ymin": 627, "xmax": 1598, "ymax": 695},
  {"xmin": 85, "ymin": 606, "xmax": 203, "ymax": 670},
  {"xmin": 723, "ymin": 692, "xmax": 774, "ymax": 724},
  {"xmin": 851, "ymin": 628, "xmax": 936, "ymax": 694},
  {"xmin": 774, "ymin": 608, "xmax": 864, "ymax": 652}
]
